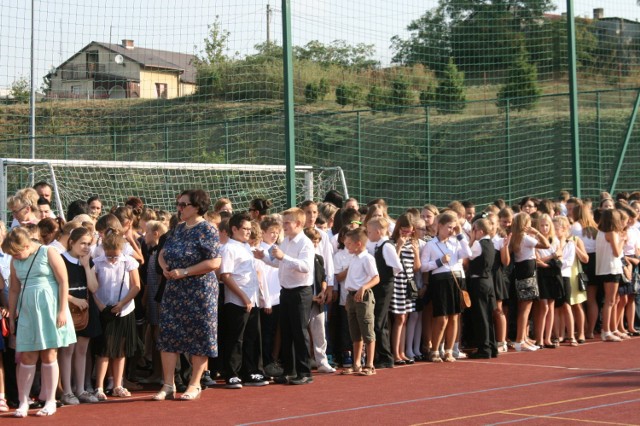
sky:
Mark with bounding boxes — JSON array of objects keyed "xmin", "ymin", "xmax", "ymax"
[{"xmin": 0, "ymin": 0, "xmax": 638, "ymax": 90}]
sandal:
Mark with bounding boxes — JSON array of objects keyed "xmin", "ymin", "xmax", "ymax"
[
  {"xmin": 13, "ymin": 403, "xmax": 29, "ymax": 418},
  {"xmin": 340, "ymin": 365, "xmax": 362, "ymax": 375},
  {"xmin": 569, "ymin": 338, "xmax": 579, "ymax": 347},
  {"xmin": 94, "ymin": 387, "xmax": 107, "ymax": 401},
  {"xmin": 180, "ymin": 385, "xmax": 202, "ymax": 401},
  {"xmin": 443, "ymin": 351, "xmax": 456, "ymax": 363},
  {"xmin": 152, "ymin": 384, "xmax": 175, "ymax": 401},
  {"xmin": 0, "ymin": 398, "xmax": 8, "ymax": 413},
  {"xmin": 358, "ymin": 366, "xmax": 376, "ymax": 376},
  {"xmin": 112, "ymin": 386, "xmax": 131, "ymax": 398},
  {"xmin": 614, "ymin": 331, "xmax": 630, "ymax": 340},
  {"xmin": 35, "ymin": 402, "xmax": 56, "ymax": 417},
  {"xmin": 429, "ymin": 351, "xmax": 442, "ymax": 363}
]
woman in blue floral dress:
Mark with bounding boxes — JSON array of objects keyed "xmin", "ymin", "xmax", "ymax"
[{"xmin": 155, "ymin": 189, "xmax": 221, "ymax": 401}]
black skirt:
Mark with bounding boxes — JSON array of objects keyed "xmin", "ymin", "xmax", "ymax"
[
  {"xmin": 430, "ymin": 272, "xmax": 463, "ymax": 317},
  {"xmin": 94, "ymin": 311, "xmax": 140, "ymax": 358}
]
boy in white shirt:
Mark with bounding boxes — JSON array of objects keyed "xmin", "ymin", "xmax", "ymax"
[
  {"xmin": 220, "ymin": 212, "xmax": 269, "ymax": 389},
  {"xmin": 342, "ymin": 227, "xmax": 379, "ymax": 376}
]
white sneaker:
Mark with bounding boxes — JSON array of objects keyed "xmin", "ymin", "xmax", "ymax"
[
  {"xmin": 514, "ymin": 342, "xmax": 537, "ymax": 352},
  {"xmin": 453, "ymin": 351, "xmax": 468, "ymax": 359},
  {"xmin": 317, "ymin": 364, "xmax": 336, "ymax": 374}
]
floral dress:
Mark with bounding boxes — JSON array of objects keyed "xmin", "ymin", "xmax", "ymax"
[{"xmin": 157, "ymin": 221, "xmax": 221, "ymax": 358}]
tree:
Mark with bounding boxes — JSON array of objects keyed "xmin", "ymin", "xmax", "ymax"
[
  {"xmin": 335, "ymin": 84, "xmax": 361, "ymax": 107},
  {"xmin": 496, "ymin": 42, "xmax": 541, "ymax": 111},
  {"xmin": 435, "ymin": 58, "xmax": 466, "ymax": 114},
  {"xmin": 195, "ymin": 16, "xmax": 231, "ymax": 66},
  {"xmin": 194, "ymin": 17, "xmax": 232, "ymax": 98},
  {"xmin": 10, "ymin": 77, "xmax": 30, "ymax": 104},
  {"xmin": 295, "ymin": 40, "xmax": 379, "ymax": 69},
  {"xmin": 366, "ymin": 85, "xmax": 387, "ymax": 111},
  {"xmin": 390, "ymin": 76, "xmax": 413, "ymax": 107},
  {"xmin": 391, "ymin": 6, "xmax": 452, "ymax": 75}
]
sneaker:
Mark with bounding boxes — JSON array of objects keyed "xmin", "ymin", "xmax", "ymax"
[
  {"xmin": 225, "ymin": 377, "xmax": 243, "ymax": 389},
  {"xmin": 244, "ymin": 374, "xmax": 269, "ymax": 387},
  {"xmin": 289, "ymin": 376, "xmax": 314, "ymax": 385},
  {"xmin": 77, "ymin": 391, "xmax": 99, "ymax": 404},
  {"xmin": 60, "ymin": 393, "xmax": 79, "ymax": 406},
  {"xmin": 264, "ymin": 362, "xmax": 284, "ymax": 378},
  {"xmin": 514, "ymin": 342, "xmax": 538, "ymax": 352},
  {"xmin": 317, "ymin": 364, "xmax": 336, "ymax": 374},
  {"xmin": 342, "ymin": 351, "xmax": 353, "ymax": 368},
  {"xmin": 454, "ymin": 350, "xmax": 468, "ymax": 359},
  {"xmin": 201, "ymin": 370, "xmax": 216, "ymax": 388}
]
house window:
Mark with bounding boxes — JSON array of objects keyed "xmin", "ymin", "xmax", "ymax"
[
  {"xmin": 155, "ymin": 83, "xmax": 167, "ymax": 99},
  {"xmin": 71, "ymin": 86, "xmax": 81, "ymax": 95}
]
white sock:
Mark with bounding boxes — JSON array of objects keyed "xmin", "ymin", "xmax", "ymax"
[
  {"xmin": 17, "ymin": 363, "xmax": 36, "ymax": 411},
  {"xmin": 41, "ymin": 361, "xmax": 59, "ymax": 405}
]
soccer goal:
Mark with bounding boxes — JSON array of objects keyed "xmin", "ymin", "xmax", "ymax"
[{"xmin": 0, "ymin": 158, "xmax": 349, "ymax": 222}]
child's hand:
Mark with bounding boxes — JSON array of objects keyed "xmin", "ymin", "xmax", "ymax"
[
  {"xmin": 355, "ymin": 287, "xmax": 365, "ymax": 302},
  {"xmin": 56, "ymin": 310, "xmax": 67, "ymax": 328},
  {"xmin": 112, "ymin": 302, "xmax": 125, "ymax": 314},
  {"xmin": 71, "ymin": 297, "xmax": 89, "ymax": 311},
  {"xmin": 79, "ymin": 253, "xmax": 91, "ymax": 268}
]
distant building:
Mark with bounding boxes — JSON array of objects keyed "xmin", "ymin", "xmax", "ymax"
[{"xmin": 46, "ymin": 39, "xmax": 197, "ymax": 100}]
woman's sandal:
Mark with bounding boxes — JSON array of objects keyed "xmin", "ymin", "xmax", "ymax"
[
  {"xmin": 340, "ymin": 365, "xmax": 362, "ymax": 375},
  {"xmin": 94, "ymin": 387, "xmax": 107, "ymax": 401},
  {"xmin": 614, "ymin": 331, "xmax": 630, "ymax": 340},
  {"xmin": 429, "ymin": 351, "xmax": 442, "ymax": 363},
  {"xmin": 180, "ymin": 385, "xmax": 202, "ymax": 401},
  {"xmin": 152, "ymin": 384, "xmax": 176, "ymax": 401},
  {"xmin": 358, "ymin": 366, "xmax": 376, "ymax": 376},
  {"xmin": 35, "ymin": 402, "xmax": 56, "ymax": 417},
  {"xmin": 112, "ymin": 386, "xmax": 131, "ymax": 398},
  {"xmin": 569, "ymin": 338, "xmax": 579, "ymax": 347},
  {"xmin": 443, "ymin": 352, "xmax": 456, "ymax": 363}
]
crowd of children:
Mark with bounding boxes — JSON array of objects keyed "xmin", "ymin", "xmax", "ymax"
[{"xmin": 1, "ymin": 182, "xmax": 640, "ymax": 417}]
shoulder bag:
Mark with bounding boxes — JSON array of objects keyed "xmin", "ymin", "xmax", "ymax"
[
  {"xmin": 100, "ymin": 268, "xmax": 126, "ymax": 324},
  {"xmin": 14, "ymin": 245, "xmax": 42, "ymax": 333},
  {"xmin": 451, "ymin": 272, "xmax": 471, "ymax": 310}
]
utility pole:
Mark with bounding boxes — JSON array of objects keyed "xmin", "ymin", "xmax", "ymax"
[{"xmin": 266, "ymin": 4, "xmax": 272, "ymax": 44}]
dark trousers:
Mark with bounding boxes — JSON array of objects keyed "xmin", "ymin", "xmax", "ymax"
[
  {"xmin": 223, "ymin": 304, "xmax": 262, "ymax": 379},
  {"xmin": 372, "ymin": 279, "xmax": 394, "ymax": 367},
  {"xmin": 279, "ymin": 286, "xmax": 313, "ymax": 377},
  {"xmin": 261, "ymin": 304, "xmax": 280, "ymax": 366},
  {"xmin": 469, "ymin": 277, "xmax": 497, "ymax": 356}
]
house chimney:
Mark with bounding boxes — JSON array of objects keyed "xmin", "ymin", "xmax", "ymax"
[
  {"xmin": 594, "ymin": 8, "xmax": 604, "ymax": 20},
  {"xmin": 122, "ymin": 39, "xmax": 134, "ymax": 49}
]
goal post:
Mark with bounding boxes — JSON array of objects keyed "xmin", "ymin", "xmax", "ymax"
[{"xmin": 0, "ymin": 158, "xmax": 349, "ymax": 222}]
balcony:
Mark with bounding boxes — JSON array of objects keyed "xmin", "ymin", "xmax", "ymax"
[{"xmin": 60, "ymin": 63, "xmax": 106, "ymax": 80}]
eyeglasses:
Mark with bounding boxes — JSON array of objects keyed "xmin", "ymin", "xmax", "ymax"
[
  {"xmin": 240, "ymin": 227, "xmax": 252, "ymax": 231},
  {"xmin": 175, "ymin": 202, "xmax": 192, "ymax": 208},
  {"xmin": 11, "ymin": 205, "xmax": 28, "ymax": 215}
]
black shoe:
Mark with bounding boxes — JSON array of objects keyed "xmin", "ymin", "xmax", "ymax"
[
  {"xmin": 405, "ymin": 358, "xmax": 415, "ymax": 365},
  {"xmin": 201, "ymin": 370, "xmax": 216, "ymax": 388},
  {"xmin": 176, "ymin": 382, "xmax": 187, "ymax": 393},
  {"xmin": 374, "ymin": 363, "xmax": 394, "ymax": 369},
  {"xmin": 289, "ymin": 376, "xmax": 313, "ymax": 385},
  {"xmin": 273, "ymin": 375, "xmax": 290, "ymax": 385},
  {"xmin": 469, "ymin": 352, "xmax": 491, "ymax": 359},
  {"xmin": 225, "ymin": 376, "xmax": 243, "ymax": 389},
  {"xmin": 244, "ymin": 374, "xmax": 269, "ymax": 387},
  {"xmin": 394, "ymin": 360, "xmax": 406, "ymax": 366}
]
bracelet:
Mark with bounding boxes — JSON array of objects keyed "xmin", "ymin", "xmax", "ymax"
[{"xmin": 183, "ymin": 268, "xmax": 189, "ymax": 277}]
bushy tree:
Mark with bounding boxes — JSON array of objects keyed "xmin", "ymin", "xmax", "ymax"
[
  {"xmin": 9, "ymin": 77, "xmax": 30, "ymax": 104},
  {"xmin": 366, "ymin": 85, "xmax": 387, "ymax": 111},
  {"xmin": 496, "ymin": 43, "xmax": 541, "ymax": 111},
  {"xmin": 194, "ymin": 17, "xmax": 232, "ymax": 98},
  {"xmin": 335, "ymin": 84, "xmax": 361, "ymax": 107},
  {"xmin": 435, "ymin": 58, "xmax": 466, "ymax": 114},
  {"xmin": 390, "ymin": 76, "xmax": 413, "ymax": 107}
]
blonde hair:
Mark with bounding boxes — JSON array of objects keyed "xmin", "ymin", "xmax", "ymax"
[
  {"xmin": 282, "ymin": 207, "xmax": 305, "ymax": 224},
  {"xmin": 146, "ymin": 220, "xmax": 168, "ymax": 236},
  {"xmin": 1, "ymin": 227, "xmax": 32, "ymax": 255},
  {"xmin": 509, "ymin": 212, "xmax": 531, "ymax": 254},
  {"xmin": 535, "ymin": 213, "xmax": 555, "ymax": 241}
]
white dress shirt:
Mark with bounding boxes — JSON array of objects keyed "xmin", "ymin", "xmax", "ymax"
[
  {"xmin": 220, "ymin": 239, "xmax": 260, "ymax": 307},
  {"xmin": 263, "ymin": 230, "xmax": 314, "ymax": 289}
]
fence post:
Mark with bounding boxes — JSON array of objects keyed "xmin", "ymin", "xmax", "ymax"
[
  {"xmin": 64, "ymin": 136, "xmax": 68, "ymax": 159},
  {"xmin": 596, "ymin": 91, "xmax": 602, "ymax": 192},
  {"xmin": 426, "ymin": 106, "xmax": 431, "ymax": 203},
  {"xmin": 112, "ymin": 129, "xmax": 117, "ymax": 161},
  {"xmin": 567, "ymin": 0, "xmax": 581, "ymax": 197},
  {"xmin": 165, "ymin": 126, "xmax": 170, "ymax": 161},
  {"xmin": 281, "ymin": 0, "xmax": 296, "ymax": 207},
  {"xmin": 356, "ymin": 111, "xmax": 362, "ymax": 201},
  {"xmin": 505, "ymin": 99, "xmax": 512, "ymax": 203},
  {"xmin": 224, "ymin": 121, "xmax": 230, "ymax": 164}
]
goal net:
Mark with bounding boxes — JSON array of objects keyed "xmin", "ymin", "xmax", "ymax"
[{"xmin": 0, "ymin": 158, "xmax": 349, "ymax": 222}]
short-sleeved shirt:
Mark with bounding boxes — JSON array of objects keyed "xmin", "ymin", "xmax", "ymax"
[
  {"xmin": 93, "ymin": 254, "xmax": 139, "ymax": 317},
  {"xmin": 220, "ymin": 239, "xmax": 260, "ymax": 307},
  {"xmin": 344, "ymin": 250, "xmax": 378, "ymax": 292}
]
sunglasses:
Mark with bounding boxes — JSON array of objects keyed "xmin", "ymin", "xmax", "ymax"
[{"xmin": 175, "ymin": 202, "xmax": 192, "ymax": 208}]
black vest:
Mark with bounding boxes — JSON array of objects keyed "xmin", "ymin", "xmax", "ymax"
[
  {"xmin": 468, "ymin": 239, "xmax": 495, "ymax": 279},
  {"xmin": 374, "ymin": 240, "xmax": 394, "ymax": 284}
]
